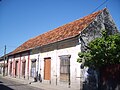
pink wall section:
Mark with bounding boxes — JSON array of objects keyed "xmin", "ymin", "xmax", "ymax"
[{"xmin": 9, "ymin": 51, "xmax": 30, "ymax": 79}]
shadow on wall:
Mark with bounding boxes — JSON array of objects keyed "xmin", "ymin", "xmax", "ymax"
[
  {"xmin": 82, "ymin": 67, "xmax": 98, "ymax": 90},
  {"xmin": 100, "ymin": 64, "xmax": 120, "ymax": 90},
  {"xmin": 82, "ymin": 65, "xmax": 120, "ymax": 90},
  {"xmin": 0, "ymin": 84, "xmax": 14, "ymax": 90},
  {"xmin": 0, "ymin": 81, "xmax": 3, "ymax": 83}
]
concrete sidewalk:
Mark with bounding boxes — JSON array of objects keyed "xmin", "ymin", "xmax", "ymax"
[{"xmin": 1, "ymin": 76, "xmax": 79, "ymax": 90}]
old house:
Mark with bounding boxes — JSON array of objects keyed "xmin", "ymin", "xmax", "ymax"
[
  {"xmin": 0, "ymin": 56, "xmax": 8, "ymax": 76},
  {"xmin": 7, "ymin": 8, "xmax": 118, "ymax": 89}
]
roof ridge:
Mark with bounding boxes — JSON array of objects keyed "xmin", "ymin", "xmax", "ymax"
[
  {"xmin": 29, "ymin": 9, "xmax": 103, "ymax": 40},
  {"xmin": 11, "ymin": 8, "xmax": 104, "ymax": 55}
]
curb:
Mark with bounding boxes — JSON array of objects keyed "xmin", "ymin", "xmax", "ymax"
[{"xmin": 0, "ymin": 76, "xmax": 78, "ymax": 90}]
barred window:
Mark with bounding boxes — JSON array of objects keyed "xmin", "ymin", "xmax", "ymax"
[
  {"xmin": 59, "ymin": 55, "xmax": 71, "ymax": 81},
  {"xmin": 60, "ymin": 59, "xmax": 70, "ymax": 74},
  {"xmin": 31, "ymin": 59, "xmax": 36, "ymax": 77}
]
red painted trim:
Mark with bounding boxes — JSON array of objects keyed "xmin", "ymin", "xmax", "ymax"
[
  {"xmin": 13, "ymin": 55, "xmax": 15, "ymax": 77},
  {"xmin": 27, "ymin": 51, "xmax": 30, "ymax": 79}
]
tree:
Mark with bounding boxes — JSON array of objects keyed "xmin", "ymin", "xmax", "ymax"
[
  {"xmin": 78, "ymin": 30, "xmax": 120, "ymax": 90},
  {"xmin": 77, "ymin": 30, "xmax": 120, "ymax": 69}
]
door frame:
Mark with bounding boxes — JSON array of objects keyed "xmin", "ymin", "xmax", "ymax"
[{"xmin": 44, "ymin": 57, "xmax": 51, "ymax": 81}]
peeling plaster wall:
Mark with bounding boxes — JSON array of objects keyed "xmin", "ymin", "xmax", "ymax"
[
  {"xmin": 37, "ymin": 36, "xmax": 81, "ymax": 88},
  {"xmin": 8, "ymin": 51, "xmax": 30, "ymax": 79},
  {"xmin": 80, "ymin": 9, "xmax": 118, "ymax": 52},
  {"xmin": 8, "ymin": 36, "xmax": 81, "ymax": 89},
  {"xmin": 0, "ymin": 59, "xmax": 8, "ymax": 75},
  {"xmin": 7, "ymin": 9, "xmax": 118, "ymax": 90},
  {"xmin": 80, "ymin": 9, "xmax": 118, "ymax": 90}
]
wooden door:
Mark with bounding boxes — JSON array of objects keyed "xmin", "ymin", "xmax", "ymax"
[
  {"xmin": 22, "ymin": 61, "xmax": 26, "ymax": 76},
  {"xmin": 59, "ymin": 55, "xmax": 70, "ymax": 81},
  {"xmin": 15, "ymin": 61, "xmax": 18, "ymax": 76},
  {"xmin": 44, "ymin": 58, "xmax": 51, "ymax": 80},
  {"xmin": 9, "ymin": 62, "xmax": 12, "ymax": 76}
]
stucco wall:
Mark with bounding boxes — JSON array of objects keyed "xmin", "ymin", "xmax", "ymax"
[
  {"xmin": 7, "ymin": 8, "xmax": 118, "ymax": 90},
  {"xmin": 79, "ymin": 9, "xmax": 118, "ymax": 90},
  {"xmin": 8, "ymin": 51, "xmax": 30, "ymax": 79},
  {"xmin": 80, "ymin": 8, "xmax": 118, "ymax": 52},
  {"xmin": 29, "ymin": 36, "xmax": 81, "ymax": 88}
]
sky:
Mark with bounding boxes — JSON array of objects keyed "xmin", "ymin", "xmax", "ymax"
[{"xmin": 0, "ymin": 0, "xmax": 120, "ymax": 56}]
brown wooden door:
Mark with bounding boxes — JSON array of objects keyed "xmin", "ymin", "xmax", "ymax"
[
  {"xmin": 22, "ymin": 61, "xmax": 26, "ymax": 76},
  {"xmin": 15, "ymin": 61, "xmax": 18, "ymax": 76},
  {"xmin": 9, "ymin": 62, "xmax": 12, "ymax": 76},
  {"xmin": 44, "ymin": 58, "xmax": 51, "ymax": 80}
]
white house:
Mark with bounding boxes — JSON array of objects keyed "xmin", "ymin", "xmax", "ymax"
[
  {"xmin": 7, "ymin": 8, "xmax": 118, "ymax": 89},
  {"xmin": 0, "ymin": 56, "xmax": 8, "ymax": 76}
]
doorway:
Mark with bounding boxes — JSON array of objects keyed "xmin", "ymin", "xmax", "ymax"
[
  {"xmin": 22, "ymin": 61, "xmax": 26, "ymax": 78},
  {"xmin": 15, "ymin": 61, "xmax": 18, "ymax": 76},
  {"xmin": 59, "ymin": 55, "xmax": 71, "ymax": 82},
  {"xmin": 44, "ymin": 58, "xmax": 51, "ymax": 80},
  {"xmin": 9, "ymin": 62, "xmax": 12, "ymax": 76}
]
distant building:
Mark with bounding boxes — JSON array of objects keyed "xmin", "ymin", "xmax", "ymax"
[
  {"xmin": 0, "ymin": 56, "xmax": 8, "ymax": 76},
  {"xmin": 4, "ymin": 8, "xmax": 118, "ymax": 89}
]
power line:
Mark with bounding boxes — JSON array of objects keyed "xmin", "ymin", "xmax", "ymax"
[
  {"xmin": 91, "ymin": 0, "xmax": 108, "ymax": 14},
  {"xmin": 0, "ymin": 45, "xmax": 16, "ymax": 51},
  {"xmin": 0, "ymin": 45, "xmax": 17, "ymax": 57}
]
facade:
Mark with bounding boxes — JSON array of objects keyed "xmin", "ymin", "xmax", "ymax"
[
  {"xmin": 6, "ymin": 8, "xmax": 118, "ymax": 89},
  {"xmin": 0, "ymin": 57, "xmax": 8, "ymax": 76},
  {"xmin": 0, "ymin": 57, "xmax": 4, "ymax": 75}
]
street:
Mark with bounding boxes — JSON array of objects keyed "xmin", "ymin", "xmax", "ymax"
[{"xmin": 0, "ymin": 77, "xmax": 43, "ymax": 90}]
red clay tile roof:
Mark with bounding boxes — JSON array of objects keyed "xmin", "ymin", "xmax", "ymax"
[{"xmin": 12, "ymin": 9, "xmax": 104, "ymax": 54}]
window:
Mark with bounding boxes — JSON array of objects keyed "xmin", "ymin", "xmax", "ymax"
[
  {"xmin": 59, "ymin": 55, "xmax": 71, "ymax": 81},
  {"xmin": 31, "ymin": 59, "xmax": 36, "ymax": 77}
]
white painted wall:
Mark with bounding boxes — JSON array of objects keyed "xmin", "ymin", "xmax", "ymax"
[
  {"xmin": 7, "ymin": 37, "xmax": 81, "ymax": 89},
  {"xmin": 28, "ymin": 37, "xmax": 81, "ymax": 88}
]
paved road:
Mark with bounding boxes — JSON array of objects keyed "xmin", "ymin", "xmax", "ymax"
[{"xmin": 0, "ymin": 77, "xmax": 44, "ymax": 90}]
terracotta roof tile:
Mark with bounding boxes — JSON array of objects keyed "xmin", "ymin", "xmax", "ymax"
[{"xmin": 12, "ymin": 9, "xmax": 104, "ymax": 54}]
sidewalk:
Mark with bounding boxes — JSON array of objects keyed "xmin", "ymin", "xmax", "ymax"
[{"xmin": 1, "ymin": 76, "xmax": 79, "ymax": 90}]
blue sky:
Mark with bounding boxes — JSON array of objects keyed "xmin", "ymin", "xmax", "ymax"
[{"xmin": 0, "ymin": 0, "xmax": 120, "ymax": 56}]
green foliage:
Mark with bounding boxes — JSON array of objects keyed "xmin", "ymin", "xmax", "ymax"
[{"xmin": 77, "ymin": 30, "xmax": 120, "ymax": 68}]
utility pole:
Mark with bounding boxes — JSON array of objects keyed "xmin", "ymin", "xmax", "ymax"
[{"xmin": 3, "ymin": 45, "xmax": 6, "ymax": 76}]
